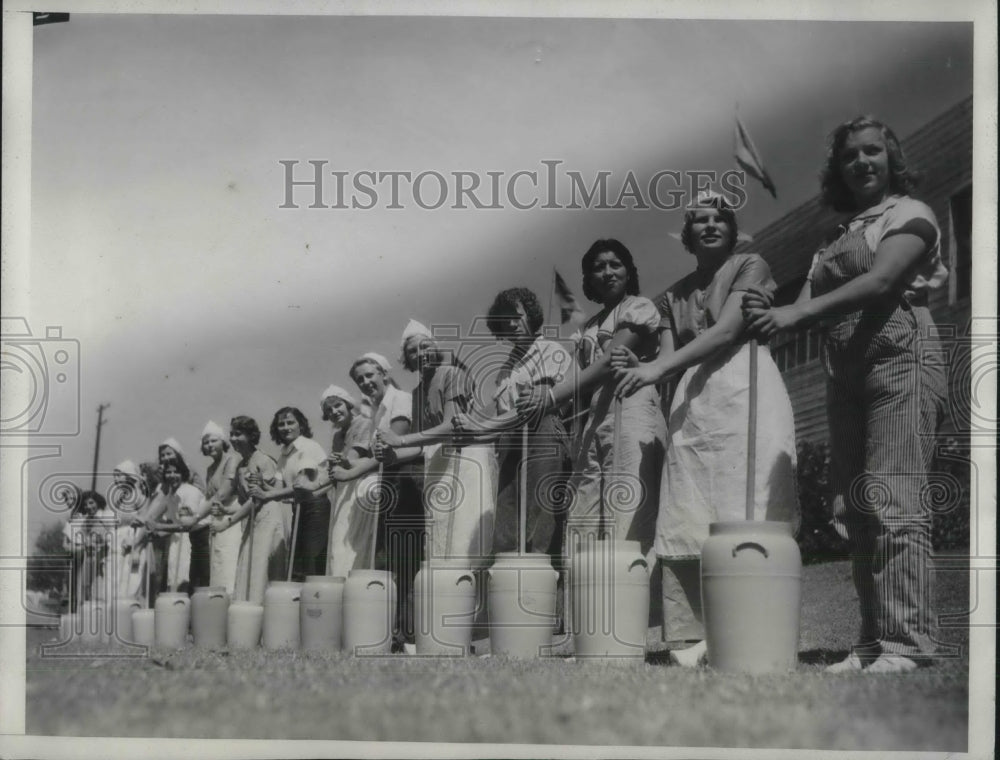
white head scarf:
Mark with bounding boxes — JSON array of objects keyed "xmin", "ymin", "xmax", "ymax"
[
  {"xmin": 320, "ymin": 384, "xmax": 360, "ymax": 410},
  {"xmin": 201, "ymin": 420, "xmax": 227, "ymax": 441},
  {"xmin": 113, "ymin": 460, "xmax": 141, "ymax": 479},
  {"xmin": 360, "ymin": 351, "xmax": 392, "ymax": 374},
  {"xmin": 399, "ymin": 319, "xmax": 433, "ymax": 365},
  {"xmin": 159, "ymin": 437, "xmax": 186, "ymax": 459}
]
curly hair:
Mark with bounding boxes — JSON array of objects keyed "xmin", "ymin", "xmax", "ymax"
[
  {"xmin": 820, "ymin": 116, "xmax": 921, "ymax": 213},
  {"xmin": 229, "ymin": 415, "xmax": 261, "ymax": 448},
  {"xmin": 158, "ymin": 443, "xmax": 193, "ymax": 479},
  {"xmin": 680, "ymin": 205, "xmax": 739, "ymax": 254},
  {"xmin": 269, "ymin": 406, "xmax": 312, "ymax": 445},
  {"xmin": 72, "ymin": 489, "xmax": 107, "ymax": 517},
  {"xmin": 486, "ymin": 287, "xmax": 544, "ymax": 338},
  {"xmin": 161, "ymin": 457, "xmax": 190, "ymax": 485},
  {"xmin": 581, "ymin": 239, "xmax": 640, "ymax": 303}
]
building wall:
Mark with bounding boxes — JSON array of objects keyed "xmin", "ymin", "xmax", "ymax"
[{"xmin": 742, "ymin": 96, "xmax": 973, "ymax": 444}]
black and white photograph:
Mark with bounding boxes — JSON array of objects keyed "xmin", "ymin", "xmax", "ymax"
[{"xmin": 1, "ymin": 1, "xmax": 996, "ymax": 758}]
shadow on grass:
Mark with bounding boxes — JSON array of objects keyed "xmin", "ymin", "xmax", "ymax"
[
  {"xmin": 798, "ymin": 648, "xmax": 850, "ymax": 666},
  {"xmin": 645, "ymin": 649, "xmax": 673, "ymax": 666},
  {"xmin": 643, "ymin": 647, "xmax": 851, "ymax": 667}
]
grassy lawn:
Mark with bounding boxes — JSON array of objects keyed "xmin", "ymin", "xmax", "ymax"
[{"xmin": 24, "ymin": 558, "xmax": 969, "ymax": 750}]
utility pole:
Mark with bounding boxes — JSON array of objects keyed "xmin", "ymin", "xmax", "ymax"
[{"xmin": 90, "ymin": 404, "xmax": 110, "ymax": 492}]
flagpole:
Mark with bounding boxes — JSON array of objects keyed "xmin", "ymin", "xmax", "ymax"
[{"xmin": 547, "ymin": 268, "xmax": 556, "ymax": 335}]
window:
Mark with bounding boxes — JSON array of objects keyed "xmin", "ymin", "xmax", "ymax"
[
  {"xmin": 770, "ymin": 328, "xmax": 821, "ymax": 373},
  {"xmin": 796, "ymin": 331, "xmax": 809, "ymax": 365},
  {"xmin": 809, "ymin": 330, "xmax": 821, "ymax": 361},
  {"xmin": 950, "ymin": 185, "xmax": 972, "ymax": 302}
]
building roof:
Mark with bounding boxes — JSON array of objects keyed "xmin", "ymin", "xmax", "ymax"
[{"xmin": 740, "ymin": 96, "xmax": 973, "ymax": 293}]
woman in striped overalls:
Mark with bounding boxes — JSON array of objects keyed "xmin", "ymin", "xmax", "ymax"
[{"xmin": 743, "ymin": 116, "xmax": 948, "ymax": 673}]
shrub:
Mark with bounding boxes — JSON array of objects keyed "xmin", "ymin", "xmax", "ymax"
[
  {"xmin": 929, "ymin": 437, "xmax": 971, "ymax": 552},
  {"xmin": 794, "ymin": 440, "xmax": 848, "ymax": 563},
  {"xmin": 26, "ymin": 522, "xmax": 71, "ymax": 593}
]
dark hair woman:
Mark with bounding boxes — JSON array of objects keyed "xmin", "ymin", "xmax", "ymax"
[
  {"xmin": 517, "ymin": 239, "xmax": 668, "ymax": 637},
  {"xmin": 250, "ymin": 407, "xmax": 329, "ymax": 580},
  {"xmin": 62, "ymin": 489, "xmax": 110, "ymax": 612},
  {"xmin": 144, "ymin": 450, "xmax": 204, "ymax": 596},
  {"xmin": 742, "ymin": 116, "xmax": 948, "ymax": 674},
  {"xmin": 454, "ymin": 287, "xmax": 574, "ymax": 563},
  {"xmin": 613, "ymin": 194, "xmax": 799, "ymax": 666},
  {"xmin": 228, "ymin": 415, "xmax": 288, "ymax": 603}
]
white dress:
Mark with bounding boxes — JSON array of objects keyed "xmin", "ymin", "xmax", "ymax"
[{"xmin": 205, "ymin": 449, "xmax": 243, "ymax": 594}]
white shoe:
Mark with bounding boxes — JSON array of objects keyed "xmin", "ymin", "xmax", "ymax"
[
  {"xmin": 669, "ymin": 640, "xmax": 707, "ymax": 668},
  {"xmin": 825, "ymin": 650, "xmax": 916, "ymax": 674},
  {"xmin": 865, "ymin": 654, "xmax": 918, "ymax": 674},
  {"xmin": 825, "ymin": 651, "xmax": 870, "ymax": 673}
]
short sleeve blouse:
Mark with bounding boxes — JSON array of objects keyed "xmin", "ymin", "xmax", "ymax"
[
  {"xmin": 161, "ymin": 483, "xmax": 204, "ymax": 524},
  {"xmin": 332, "ymin": 414, "xmax": 374, "ymax": 458},
  {"xmin": 277, "ymin": 436, "xmax": 328, "ymax": 489},
  {"xmin": 495, "ymin": 337, "xmax": 575, "ymax": 415},
  {"xmin": 805, "ymin": 195, "xmax": 946, "ymax": 297},
  {"xmin": 205, "ymin": 448, "xmax": 241, "ymax": 508},
  {"xmin": 371, "ymin": 385, "xmax": 413, "ymax": 434},
  {"xmin": 413, "ymin": 364, "xmax": 474, "ymax": 432},
  {"xmin": 234, "ymin": 449, "xmax": 279, "ymax": 504},
  {"xmin": 654, "ymin": 254, "xmax": 775, "ymax": 348},
  {"xmin": 575, "ymin": 295, "xmax": 662, "ymax": 369}
]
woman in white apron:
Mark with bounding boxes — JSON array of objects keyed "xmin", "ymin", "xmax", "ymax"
[
  {"xmin": 193, "ymin": 421, "xmax": 243, "ymax": 595},
  {"xmin": 320, "ymin": 384, "xmax": 379, "ymax": 578},
  {"xmin": 379, "ymin": 319, "xmax": 497, "ymax": 569},
  {"xmin": 110, "ymin": 460, "xmax": 155, "ymax": 601},
  {"xmin": 145, "ymin": 457, "xmax": 203, "ymax": 593},
  {"xmin": 613, "ymin": 195, "xmax": 799, "ymax": 666}
]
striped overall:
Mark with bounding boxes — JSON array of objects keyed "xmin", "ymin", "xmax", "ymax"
[{"xmin": 811, "ymin": 223, "xmax": 946, "ymax": 657}]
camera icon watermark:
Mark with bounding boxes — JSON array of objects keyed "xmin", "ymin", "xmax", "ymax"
[
  {"xmin": 0, "ymin": 317, "xmax": 81, "ymax": 436},
  {"xmin": 918, "ymin": 317, "xmax": 997, "ymax": 438}
]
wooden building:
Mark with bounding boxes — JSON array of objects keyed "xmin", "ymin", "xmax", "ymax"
[{"xmin": 744, "ymin": 96, "xmax": 973, "ymax": 443}]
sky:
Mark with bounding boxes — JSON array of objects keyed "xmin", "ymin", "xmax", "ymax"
[{"xmin": 5, "ymin": 10, "xmax": 980, "ymax": 544}]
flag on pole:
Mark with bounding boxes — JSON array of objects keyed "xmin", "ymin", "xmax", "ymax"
[
  {"xmin": 734, "ymin": 112, "xmax": 777, "ymax": 199},
  {"xmin": 553, "ymin": 269, "xmax": 585, "ymax": 326}
]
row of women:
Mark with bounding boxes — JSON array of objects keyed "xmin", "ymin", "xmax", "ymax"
[{"xmin": 67, "ymin": 116, "xmax": 947, "ymax": 672}]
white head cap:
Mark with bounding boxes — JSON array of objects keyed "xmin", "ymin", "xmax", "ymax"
[
  {"xmin": 320, "ymin": 384, "xmax": 360, "ymax": 410},
  {"xmin": 399, "ymin": 319, "xmax": 433, "ymax": 364},
  {"xmin": 159, "ymin": 437, "xmax": 186, "ymax": 459},
  {"xmin": 201, "ymin": 420, "xmax": 227, "ymax": 440},
  {"xmin": 359, "ymin": 351, "xmax": 392, "ymax": 373},
  {"xmin": 113, "ymin": 460, "xmax": 141, "ymax": 479}
]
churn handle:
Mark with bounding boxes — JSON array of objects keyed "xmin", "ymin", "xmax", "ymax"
[
  {"xmin": 366, "ymin": 580, "xmax": 385, "ymax": 591},
  {"xmin": 455, "ymin": 574, "xmax": 475, "ymax": 587},
  {"xmin": 627, "ymin": 558, "xmax": 648, "ymax": 572},
  {"xmin": 173, "ymin": 599, "xmax": 186, "ymax": 606},
  {"xmin": 732, "ymin": 542, "xmax": 769, "ymax": 559}
]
